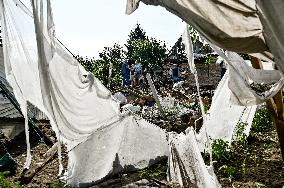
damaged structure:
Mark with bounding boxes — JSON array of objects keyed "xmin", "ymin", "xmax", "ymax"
[{"xmin": 0, "ymin": 0, "xmax": 284, "ymax": 187}]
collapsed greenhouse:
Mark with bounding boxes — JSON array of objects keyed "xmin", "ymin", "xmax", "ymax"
[{"xmin": 0, "ymin": 0, "xmax": 284, "ymax": 187}]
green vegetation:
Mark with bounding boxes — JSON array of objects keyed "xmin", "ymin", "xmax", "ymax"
[
  {"xmin": 0, "ymin": 171, "xmax": 21, "ymax": 188},
  {"xmin": 50, "ymin": 181, "xmax": 67, "ymax": 188},
  {"xmin": 138, "ymin": 163, "xmax": 167, "ymax": 179},
  {"xmin": 125, "ymin": 25, "xmax": 167, "ymax": 72},
  {"xmin": 212, "ymin": 139, "xmax": 234, "ymax": 162},
  {"xmin": 77, "ymin": 24, "xmax": 168, "ymax": 87},
  {"xmin": 203, "ymin": 106, "xmax": 274, "ymax": 182},
  {"xmin": 234, "ymin": 122, "xmax": 249, "ymax": 150},
  {"xmin": 217, "ymin": 165, "xmax": 237, "ymax": 180},
  {"xmin": 251, "ymin": 107, "xmax": 273, "ymax": 133},
  {"xmin": 76, "ymin": 43, "xmax": 124, "ymax": 87}
]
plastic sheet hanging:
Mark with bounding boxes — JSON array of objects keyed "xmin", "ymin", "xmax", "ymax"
[
  {"xmin": 168, "ymin": 128, "xmax": 221, "ymax": 188},
  {"xmin": 0, "ymin": 0, "xmax": 169, "ymax": 186},
  {"xmin": 209, "ymin": 43, "xmax": 284, "ymax": 106},
  {"xmin": 196, "ymin": 72, "xmax": 257, "ymax": 151}
]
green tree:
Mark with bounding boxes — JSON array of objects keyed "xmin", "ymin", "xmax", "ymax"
[
  {"xmin": 126, "ymin": 24, "xmax": 167, "ymax": 72},
  {"xmin": 128, "ymin": 38, "xmax": 167, "ymax": 71},
  {"xmin": 76, "ymin": 56, "xmax": 95, "ymax": 72},
  {"xmin": 96, "ymin": 43, "xmax": 124, "ymax": 86},
  {"xmin": 76, "ymin": 43, "xmax": 124, "ymax": 87},
  {"xmin": 127, "ymin": 24, "xmax": 146, "ymax": 42}
]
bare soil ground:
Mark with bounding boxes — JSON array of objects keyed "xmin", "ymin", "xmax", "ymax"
[
  {"xmin": 2, "ymin": 120, "xmax": 282, "ymax": 187},
  {"xmin": 219, "ymin": 129, "xmax": 284, "ymax": 188}
]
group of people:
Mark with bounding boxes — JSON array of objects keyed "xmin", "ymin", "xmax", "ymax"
[
  {"xmin": 121, "ymin": 60, "xmax": 143, "ymax": 87},
  {"xmin": 121, "ymin": 55, "xmax": 227, "ymax": 88}
]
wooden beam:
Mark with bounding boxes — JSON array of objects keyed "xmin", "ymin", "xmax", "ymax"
[
  {"xmin": 146, "ymin": 73, "xmax": 164, "ymax": 115},
  {"xmin": 274, "ymin": 91, "xmax": 284, "ymax": 120},
  {"xmin": 250, "ymin": 56, "xmax": 263, "ymax": 69},
  {"xmin": 250, "ymin": 55, "xmax": 284, "ymax": 160},
  {"xmin": 266, "ymin": 98, "xmax": 278, "ymax": 119},
  {"xmin": 20, "ymin": 142, "xmax": 58, "ymax": 184}
]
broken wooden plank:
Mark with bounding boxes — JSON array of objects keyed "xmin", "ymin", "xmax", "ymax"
[
  {"xmin": 146, "ymin": 73, "xmax": 164, "ymax": 115},
  {"xmin": 20, "ymin": 142, "xmax": 58, "ymax": 184}
]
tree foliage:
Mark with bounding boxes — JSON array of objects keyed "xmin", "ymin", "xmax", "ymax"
[
  {"xmin": 126, "ymin": 24, "xmax": 167, "ymax": 72},
  {"xmin": 76, "ymin": 43, "xmax": 124, "ymax": 87},
  {"xmin": 77, "ymin": 24, "xmax": 168, "ymax": 87},
  {"xmin": 127, "ymin": 38, "xmax": 167, "ymax": 71},
  {"xmin": 127, "ymin": 24, "xmax": 146, "ymax": 42}
]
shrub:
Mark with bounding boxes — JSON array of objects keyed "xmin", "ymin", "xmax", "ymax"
[
  {"xmin": 218, "ymin": 165, "xmax": 237, "ymax": 180},
  {"xmin": 212, "ymin": 139, "xmax": 234, "ymax": 162},
  {"xmin": 0, "ymin": 171, "xmax": 21, "ymax": 188},
  {"xmin": 251, "ymin": 107, "xmax": 272, "ymax": 133}
]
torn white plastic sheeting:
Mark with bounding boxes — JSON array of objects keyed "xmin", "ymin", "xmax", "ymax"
[
  {"xmin": 196, "ymin": 72, "xmax": 257, "ymax": 151},
  {"xmin": 0, "ymin": 47, "xmax": 6, "ymax": 80},
  {"xmin": 125, "ymin": 0, "xmax": 284, "ymax": 73},
  {"xmin": 0, "ymin": 47, "xmax": 21, "ymax": 119},
  {"xmin": 121, "ymin": 103, "xmax": 141, "ymax": 113},
  {"xmin": 126, "ymin": 0, "xmax": 266, "ymax": 54},
  {"xmin": 182, "ymin": 25, "xmax": 205, "ymax": 117},
  {"xmin": 227, "ymin": 52, "xmax": 284, "ymax": 106},
  {"xmin": 113, "ymin": 92, "xmax": 127, "ymax": 104},
  {"xmin": 0, "ymin": 0, "xmax": 169, "ymax": 185},
  {"xmin": 209, "ymin": 43, "xmax": 284, "ymax": 106},
  {"xmin": 168, "ymin": 129, "xmax": 221, "ymax": 188},
  {"xmin": 68, "ymin": 115, "xmax": 168, "ymax": 187}
]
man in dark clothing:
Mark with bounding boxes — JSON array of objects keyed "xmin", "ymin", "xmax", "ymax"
[
  {"xmin": 172, "ymin": 64, "xmax": 181, "ymax": 82},
  {"xmin": 121, "ymin": 60, "xmax": 130, "ymax": 86}
]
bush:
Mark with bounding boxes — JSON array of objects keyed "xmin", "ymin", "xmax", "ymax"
[
  {"xmin": 50, "ymin": 181, "xmax": 67, "ymax": 188},
  {"xmin": 251, "ymin": 107, "xmax": 272, "ymax": 133},
  {"xmin": 138, "ymin": 163, "xmax": 167, "ymax": 179},
  {"xmin": 0, "ymin": 171, "xmax": 21, "ymax": 188},
  {"xmin": 234, "ymin": 122, "xmax": 249, "ymax": 150},
  {"xmin": 212, "ymin": 139, "xmax": 234, "ymax": 162},
  {"xmin": 218, "ymin": 165, "xmax": 237, "ymax": 179}
]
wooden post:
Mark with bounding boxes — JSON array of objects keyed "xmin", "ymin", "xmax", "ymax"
[
  {"xmin": 250, "ymin": 56, "xmax": 284, "ymax": 160},
  {"xmin": 146, "ymin": 73, "xmax": 164, "ymax": 115},
  {"xmin": 20, "ymin": 142, "xmax": 58, "ymax": 184}
]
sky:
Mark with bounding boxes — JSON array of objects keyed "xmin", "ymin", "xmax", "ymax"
[{"xmin": 22, "ymin": 0, "xmax": 185, "ymax": 58}]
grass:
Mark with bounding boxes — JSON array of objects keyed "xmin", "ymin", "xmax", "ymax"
[
  {"xmin": 138, "ymin": 162, "xmax": 167, "ymax": 179},
  {"xmin": 50, "ymin": 181, "xmax": 66, "ymax": 188},
  {"xmin": 203, "ymin": 107, "xmax": 274, "ymax": 182},
  {"xmin": 0, "ymin": 171, "xmax": 21, "ymax": 188}
]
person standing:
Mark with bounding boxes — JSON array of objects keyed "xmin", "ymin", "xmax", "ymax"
[
  {"xmin": 121, "ymin": 60, "xmax": 130, "ymax": 86},
  {"xmin": 172, "ymin": 64, "xmax": 181, "ymax": 82},
  {"xmin": 134, "ymin": 61, "xmax": 142, "ymax": 86},
  {"xmin": 129, "ymin": 63, "xmax": 135, "ymax": 87}
]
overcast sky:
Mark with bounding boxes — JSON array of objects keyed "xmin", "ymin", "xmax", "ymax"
[{"xmin": 22, "ymin": 0, "xmax": 185, "ymax": 58}]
